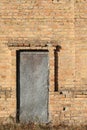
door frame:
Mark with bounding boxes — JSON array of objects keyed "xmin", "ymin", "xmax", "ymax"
[{"xmin": 8, "ymin": 45, "xmax": 56, "ymax": 123}]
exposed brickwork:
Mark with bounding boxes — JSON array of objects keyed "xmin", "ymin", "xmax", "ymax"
[{"xmin": 0, "ymin": 0, "xmax": 87, "ymax": 126}]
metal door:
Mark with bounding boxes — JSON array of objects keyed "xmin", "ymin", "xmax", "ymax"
[{"xmin": 17, "ymin": 51, "xmax": 49, "ymax": 123}]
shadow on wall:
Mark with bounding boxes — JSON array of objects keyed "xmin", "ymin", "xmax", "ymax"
[{"xmin": 55, "ymin": 45, "xmax": 62, "ymax": 91}]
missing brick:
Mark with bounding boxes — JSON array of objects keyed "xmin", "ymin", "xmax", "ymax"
[
  {"xmin": 60, "ymin": 91, "xmax": 63, "ymax": 95},
  {"xmin": 63, "ymin": 107, "xmax": 66, "ymax": 111}
]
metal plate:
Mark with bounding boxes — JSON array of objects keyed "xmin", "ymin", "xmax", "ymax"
[{"xmin": 19, "ymin": 51, "xmax": 49, "ymax": 123}]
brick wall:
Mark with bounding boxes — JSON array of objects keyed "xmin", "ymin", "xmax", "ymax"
[{"xmin": 0, "ymin": 0, "xmax": 87, "ymax": 125}]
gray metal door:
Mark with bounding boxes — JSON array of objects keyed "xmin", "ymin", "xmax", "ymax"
[{"xmin": 19, "ymin": 51, "xmax": 49, "ymax": 123}]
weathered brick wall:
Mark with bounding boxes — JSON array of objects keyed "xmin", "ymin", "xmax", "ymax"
[{"xmin": 0, "ymin": 0, "xmax": 87, "ymax": 125}]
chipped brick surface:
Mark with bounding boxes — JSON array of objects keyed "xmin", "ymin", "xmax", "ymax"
[{"xmin": 0, "ymin": 0, "xmax": 87, "ymax": 125}]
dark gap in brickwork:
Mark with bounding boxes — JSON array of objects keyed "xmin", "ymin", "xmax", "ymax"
[
  {"xmin": 16, "ymin": 50, "xmax": 20, "ymax": 123},
  {"xmin": 52, "ymin": 0, "xmax": 59, "ymax": 2},
  {"xmin": 54, "ymin": 45, "xmax": 61, "ymax": 91},
  {"xmin": 54, "ymin": 50, "xmax": 58, "ymax": 91},
  {"xmin": 63, "ymin": 107, "xmax": 66, "ymax": 111},
  {"xmin": 60, "ymin": 91, "xmax": 63, "ymax": 94}
]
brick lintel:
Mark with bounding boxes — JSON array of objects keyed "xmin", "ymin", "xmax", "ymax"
[{"xmin": 6, "ymin": 40, "xmax": 59, "ymax": 48}]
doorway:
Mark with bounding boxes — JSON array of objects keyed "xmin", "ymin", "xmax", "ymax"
[{"xmin": 16, "ymin": 50, "xmax": 49, "ymax": 123}]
